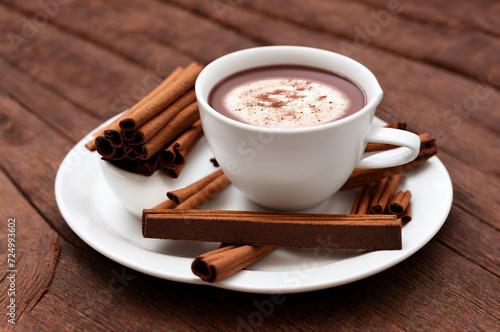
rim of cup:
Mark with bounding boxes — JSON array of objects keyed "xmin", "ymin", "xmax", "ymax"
[{"xmin": 195, "ymin": 45, "xmax": 384, "ymax": 134}]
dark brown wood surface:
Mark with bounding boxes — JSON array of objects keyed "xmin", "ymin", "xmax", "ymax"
[{"xmin": 1, "ymin": 0, "xmax": 499, "ymax": 330}]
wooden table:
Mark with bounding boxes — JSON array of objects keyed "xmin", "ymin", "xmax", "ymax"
[{"xmin": 1, "ymin": 1, "xmax": 499, "ymax": 330}]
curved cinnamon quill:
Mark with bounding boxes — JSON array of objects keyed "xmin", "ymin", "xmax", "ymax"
[
  {"xmin": 388, "ymin": 190, "xmax": 412, "ymax": 216},
  {"xmin": 159, "ymin": 120, "xmax": 204, "ymax": 178},
  {"xmin": 350, "ymin": 183, "xmax": 373, "ymax": 214},
  {"xmin": 167, "ymin": 169, "xmax": 224, "ymax": 204},
  {"xmin": 192, "ymin": 245, "xmax": 274, "ymax": 282},
  {"xmin": 134, "ymin": 102, "xmax": 200, "ymax": 160},
  {"xmin": 85, "ymin": 67, "xmax": 184, "ymax": 151},
  {"xmin": 400, "ymin": 203, "xmax": 412, "ymax": 223},
  {"xmin": 370, "ymin": 174, "xmax": 402, "ymax": 214},
  {"xmin": 174, "ymin": 173, "xmax": 230, "ymax": 209},
  {"xmin": 95, "ymin": 136, "xmax": 126, "ymax": 160},
  {"xmin": 119, "ymin": 63, "xmax": 203, "ymax": 130},
  {"xmin": 126, "ymin": 89, "xmax": 197, "ymax": 145}
]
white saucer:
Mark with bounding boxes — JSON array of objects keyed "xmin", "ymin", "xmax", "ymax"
[{"xmin": 55, "ymin": 118, "xmax": 453, "ymax": 294}]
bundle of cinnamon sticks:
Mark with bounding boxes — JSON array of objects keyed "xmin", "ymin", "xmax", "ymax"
[
  {"xmin": 141, "ymin": 123, "xmax": 437, "ymax": 282},
  {"xmin": 86, "ymin": 62, "xmax": 205, "ymax": 177},
  {"xmin": 350, "ymin": 173, "xmax": 412, "ymax": 222}
]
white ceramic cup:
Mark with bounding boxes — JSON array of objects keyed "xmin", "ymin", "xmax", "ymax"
[{"xmin": 196, "ymin": 46, "xmax": 420, "ymax": 210}]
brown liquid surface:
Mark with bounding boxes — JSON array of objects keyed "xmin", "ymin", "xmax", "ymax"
[{"xmin": 209, "ymin": 65, "xmax": 366, "ymax": 128}]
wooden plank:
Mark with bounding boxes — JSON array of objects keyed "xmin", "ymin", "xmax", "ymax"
[
  {"xmin": 170, "ymin": 0, "xmax": 500, "ymax": 132},
  {"xmin": 0, "ymin": 4, "xmax": 165, "ymax": 119},
  {"xmin": 360, "ymin": 0, "xmax": 500, "ymax": 36},
  {"xmin": 14, "ymin": 244, "xmax": 191, "ymax": 331},
  {"xmin": 436, "ymin": 205, "xmax": 500, "ymax": 276},
  {"xmin": 433, "ymin": 153, "xmax": 499, "ymax": 229},
  {"xmin": 0, "ymin": 0, "xmax": 496, "ymax": 265},
  {"xmin": 378, "ymin": 89, "xmax": 500, "ymax": 177},
  {"xmin": 0, "ymin": 57, "xmax": 101, "ymax": 143},
  {"xmin": 0, "ymin": 0, "xmax": 257, "ymax": 65},
  {"xmin": 0, "ymin": 1, "xmax": 496, "ymax": 330},
  {"xmin": 235, "ymin": 0, "xmax": 500, "ymax": 86},
  {"xmin": 0, "ymin": 94, "xmax": 83, "ymax": 244},
  {"xmin": 13, "ymin": 237, "xmax": 500, "ymax": 330},
  {"xmin": 0, "ymin": 170, "xmax": 59, "ymax": 324},
  {"xmin": 0, "ymin": 0, "xmax": 196, "ymax": 70},
  {"xmin": 1, "ymin": 90, "xmax": 496, "ymax": 329}
]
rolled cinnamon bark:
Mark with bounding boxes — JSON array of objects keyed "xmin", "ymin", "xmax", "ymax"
[
  {"xmin": 142, "ymin": 209, "xmax": 402, "ymax": 250},
  {"xmin": 119, "ymin": 63, "xmax": 203, "ymax": 130},
  {"xmin": 174, "ymin": 173, "xmax": 230, "ymax": 209},
  {"xmin": 388, "ymin": 190, "xmax": 412, "ymax": 216},
  {"xmin": 104, "ymin": 129, "xmax": 123, "ymax": 147},
  {"xmin": 134, "ymin": 102, "xmax": 200, "ymax": 160},
  {"xmin": 341, "ymin": 138, "xmax": 437, "ymax": 190},
  {"xmin": 370, "ymin": 178, "xmax": 388, "ymax": 210},
  {"xmin": 370, "ymin": 174, "xmax": 402, "ymax": 214},
  {"xmin": 159, "ymin": 120, "xmax": 204, "ymax": 178},
  {"xmin": 159, "ymin": 120, "xmax": 203, "ymax": 165},
  {"xmin": 191, "ymin": 245, "xmax": 275, "ymax": 282},
  {"xmin": 95, "ymin": 137, "xmax": 126, "ymax": 160},
  {"xmin": 151, "ymin": 169, "xmax": 230, "ymax": 210},
  {"xmin": 105, "ymin": 155, "xmax": 159, "ymax": 176},
  {"xmin": 125, "ymin": 89, "xmax": 197, "ymax": 145},
  {"xmin": 400, "ymin": 203, "xmax": 412, "ymax": 223},
  {"xmin": 350, "ymin": 183, "xmax": 373, "ymax": 214},
  {"xmin": 167, "ymin": 169, "xmax": 224, "ymax": 204},
  {"xmin": 86, "ymin": 67, "xmax": 184, "ymax": 151}
]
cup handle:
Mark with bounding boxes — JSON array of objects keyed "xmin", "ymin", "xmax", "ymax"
[{"xmin": 356, "ymin": 127, "xmax": 421, "ymax": 168}]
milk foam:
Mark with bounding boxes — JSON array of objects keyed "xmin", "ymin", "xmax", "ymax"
[{"xmin": 222, "ymin": 78, "xmax": 351, "ymax": 128}]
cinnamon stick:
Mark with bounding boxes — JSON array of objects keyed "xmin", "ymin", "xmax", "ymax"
[
  {"xmin": 134, "ymin": 102, "xmax": 200, "ymax": 160},
  {"xmin": 167, "ymin": 169, "xmax": 224, "ymax": 204},
  {"xmin": 400, "ymin": 203, "xmax": 412, "ymax": 223},
  {"xmin": 142, "ymin": 209, "xmax": 402, "ymax": 250},
  {"xmin": 159, "ymin": 120, "xmax": 204, "ymax": 178},
  {"xmin": 119, "ymin": 63, "xmax": 203, "ymax": 130},
  {"xmin": 350, "ymin": 183, "xmax": 373, "ymax": 214},
  {"xmin": 341, "ymin": 138, "xmax": 437, "ymax": 190},
  {"xmin": 175, "ymin": 173, "xmax": 230, "ymax": 209},
  {"xmin": 388, "ymin": 190, "xmax": 412, "ymax": 216},
  {"xmin": 370, "ymin": 178, "xmax": 388, "ymax": 210},
  {"xmin": 85, "ymin": 67, "xmax": 184, "ymax": 150},
  {"xmin": 105, "ymin": 154, "xmax": 159, "ymax": 176},
  {"xmin": 161, "ymin": 171, "xmax": 274, "ymax": 282},
  {"xmin": 151, "ymin": 169, "xmax": 230, "ymax": 210},
  {"xmin": 104, "ymin": 129, "xmax": 123, "ymax": 147},
  {"xmin": 191, "ymin": 244, "xmax": 275, "ymax": 282},
  {"xmin": 95, "ymin": 137, "xmax": 127, "ymax": 160},
  {"xmin": 370, "ymin": 174, "xmax": 402, "ymax": 214},
  {"xmin": 125, "ymin": 89, "xmax": 197, "ymax": 145}
]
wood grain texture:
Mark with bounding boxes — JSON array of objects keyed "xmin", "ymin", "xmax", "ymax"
[
  {"xmin": 236, "ymin": 0, "xmax": 500, "ymax": 86},
  {"xmin": 0, "ymin": 170, "xmax": 59, "ymax": 327},
  {"xmin": 0, "ymin": 57, "xmax": 101, "ymax": 143},
  {"xmin": 170, "ymin": 0, "xmax": 500, "ymax": 132},
  {"xmin": 360, "ymin": 0, "xmax": 500, "ymax": 37},
  {"xmin": 0, "ymin": 0, "xmax": 498, "ymax": 330}
]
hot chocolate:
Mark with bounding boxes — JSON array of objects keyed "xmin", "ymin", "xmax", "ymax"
[{"xmin": 209, "ymin": 65, "xmax": 366, "ymax": 128}]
